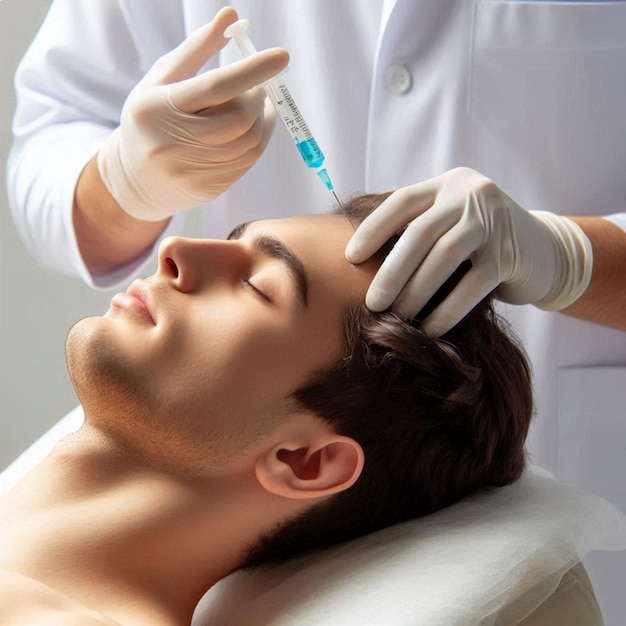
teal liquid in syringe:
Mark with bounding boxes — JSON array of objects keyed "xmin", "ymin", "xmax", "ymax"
[
  {"xmin": 296, "ymin": 137, "xmax": 323, "ymax": 169},
  {"xmin": 294, "ymin": 138, "xmax": 337, "ymax": 197},
  {"xmin": 224, "ymin": 19, "xmax": 341, "ymax": 204}
]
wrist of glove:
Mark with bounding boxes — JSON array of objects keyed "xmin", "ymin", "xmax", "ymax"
[
  {"xmin": 525, "ymin": 211, "xmax": 593, "ymax": 311},
  {"xmin": 97, "ymin": 122, "xmax": 195, "ymax": 223}
]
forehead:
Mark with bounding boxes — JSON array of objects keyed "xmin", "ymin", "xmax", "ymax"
[{"xmin": 248, "ymin": 214, "xmax": 379, "ymax": 309}]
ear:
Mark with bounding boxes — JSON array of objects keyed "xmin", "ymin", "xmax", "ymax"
[{"xmin": 255, "ymin": 433, "xmax": 364, "ymax": 501}]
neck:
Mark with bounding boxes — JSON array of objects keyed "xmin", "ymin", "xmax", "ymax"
[{"xmin": 0, "ymin": 424, "xmax": 285, "ymax": 625}]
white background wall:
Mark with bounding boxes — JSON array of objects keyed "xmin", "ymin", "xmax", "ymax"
[
  {"xmin": 0, "ymin": 0, "xmax": 197, "ymax": 469},
  {"xmin": 0, "ymin": 0, "xmax": 102, "ymax": 469}
]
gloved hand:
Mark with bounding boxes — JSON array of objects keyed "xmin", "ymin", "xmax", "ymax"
[
  {"xmin": 97, "ymin": 7, "xmax": 289, "ymax": 221},
  {"xmin": 345, "ymin": 167, "xmax": 593, "ymax": 337}
]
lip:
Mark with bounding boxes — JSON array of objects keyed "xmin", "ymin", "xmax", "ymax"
[{"xmin": 111, "ymin": 281, "xmax": 156, "ymax": 326}]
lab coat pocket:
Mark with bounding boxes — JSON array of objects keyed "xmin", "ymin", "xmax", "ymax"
[
  {"xmin": 469, "ymin": 1, "xmax": 626, "ymax": 210},
  {"xmin": 557, "ymin": 366, "xmax": 626, "ymax": 511}
]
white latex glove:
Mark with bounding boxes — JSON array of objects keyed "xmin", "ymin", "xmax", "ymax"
[
  {"xmin": 97, "ymin": 7, "xmax": 289, "ymax": 221},
  {"xmin": 345, "ymin": 167, "xmax": 593, "ymax": 337}
]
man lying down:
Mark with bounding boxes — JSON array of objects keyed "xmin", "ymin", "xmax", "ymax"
[{"xmin": 0, "ymin": 193, "xmax": 532, "ymax": 625}]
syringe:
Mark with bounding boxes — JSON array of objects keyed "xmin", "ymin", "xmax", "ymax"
[{"xmin": 224, "ymin": 19, "xmax": 344, "ymax": 212}]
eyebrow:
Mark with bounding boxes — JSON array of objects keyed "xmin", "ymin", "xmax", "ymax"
[{"xmin": 227, "ymin": 222, "xmax": 309, "ymax": 308}]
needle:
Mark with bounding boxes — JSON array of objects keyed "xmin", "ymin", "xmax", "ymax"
[{"xmin": 331, "ymin": 190, "xmax": 357, "ymax": 231}]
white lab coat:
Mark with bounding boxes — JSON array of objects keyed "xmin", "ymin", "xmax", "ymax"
[{"xmin": 7, "ymin": 0, "xmax": 626, "ymax": 618}]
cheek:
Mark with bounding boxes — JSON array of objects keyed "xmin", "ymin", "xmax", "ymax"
[
  {"xmin": 153, "ymin": 306, "xmax": 304, "ymax": 402},
  {"xmin": 215, "ymin": 321, "xmax": 307, "ymax": 392},
  {"xmin": 140, "ymin": 293, "xmax": 344, "ymax": 419}
]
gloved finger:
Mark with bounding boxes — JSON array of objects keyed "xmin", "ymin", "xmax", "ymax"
[
  {"xmin": 198, "ymin": 98, "xmax": 275, "ymax": 162},
  {"xmin": 171, "ymin": 48, "xmax": 289, "ymax": 113},
  {"xmin": 364, "ymin": 203, "xmax": 460, "ymax": 311},
  {"xmin": 186, "ymin": 99, "xmax": 276, "ymax": 176},
  {"xmin": 220, "ymin": 96, "xmax": 277, "ymax": 165},
  {"xmin": 345, "ymin": 173, "xmax": 447, "ymax": 264},
  {"xmin": 257, "ymin": 95, "xmax": 277, "ymax": 150},
  {"xmin": 148, "ymin": 7, "xmax": 240, "ymax": 85},
  {"xmin": 390, "ymin": 218, "xmax": 484, "ymax": 318},
  {"xmin": 419, "ymin": 259, "xmax": 499, "ymax": 338},
  {"xmin": 168, "ymin": 86, "xmax": 267, "ymax": 144}
]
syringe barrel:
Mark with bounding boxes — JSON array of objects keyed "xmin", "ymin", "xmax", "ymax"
[{"xmin": 264, "ymin": 81, "xmax": 325, "ymax": 169}]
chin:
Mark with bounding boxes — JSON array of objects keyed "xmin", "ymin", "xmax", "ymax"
[{"xmin": 65, "ymin": 316, "xmax": 149, "ymax": 416}]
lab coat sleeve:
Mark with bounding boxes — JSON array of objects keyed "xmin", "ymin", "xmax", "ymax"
[{"xmin": 6, "ymin": 0, "xmax": 190, "ymax": 289}]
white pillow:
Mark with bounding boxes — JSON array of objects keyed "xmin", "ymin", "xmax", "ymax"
[{"xmin": 193, "ymin": 466, "xmax": 625, "ymax": 625}]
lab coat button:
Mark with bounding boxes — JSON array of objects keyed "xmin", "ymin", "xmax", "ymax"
[{"xmin": 385, "ymin": 64, "xmax": 412, "ymax": 94}]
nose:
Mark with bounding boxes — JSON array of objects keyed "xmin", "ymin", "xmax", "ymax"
[{"xmin": 156, "ymin": 236, "xmax": 245, "ymax": 292}]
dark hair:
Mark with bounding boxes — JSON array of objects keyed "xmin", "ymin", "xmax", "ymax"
[{"xmin": 244, "ymin": 193, "xmax": 533, "ymax": 566}]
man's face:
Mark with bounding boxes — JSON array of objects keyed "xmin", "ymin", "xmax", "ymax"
[{"xmin": 66, "ymin": 215, "xmax": 379, "ymax": 469}]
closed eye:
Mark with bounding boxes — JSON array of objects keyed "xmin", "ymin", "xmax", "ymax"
[{"xmin": 242, "ymin": 279, "xmax": 272, "ymax": 303}]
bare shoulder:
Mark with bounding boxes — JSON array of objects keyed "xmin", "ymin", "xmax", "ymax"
[{"xmin": 0, "ymin": 568, "xmax": 120, "ymax": 625}]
